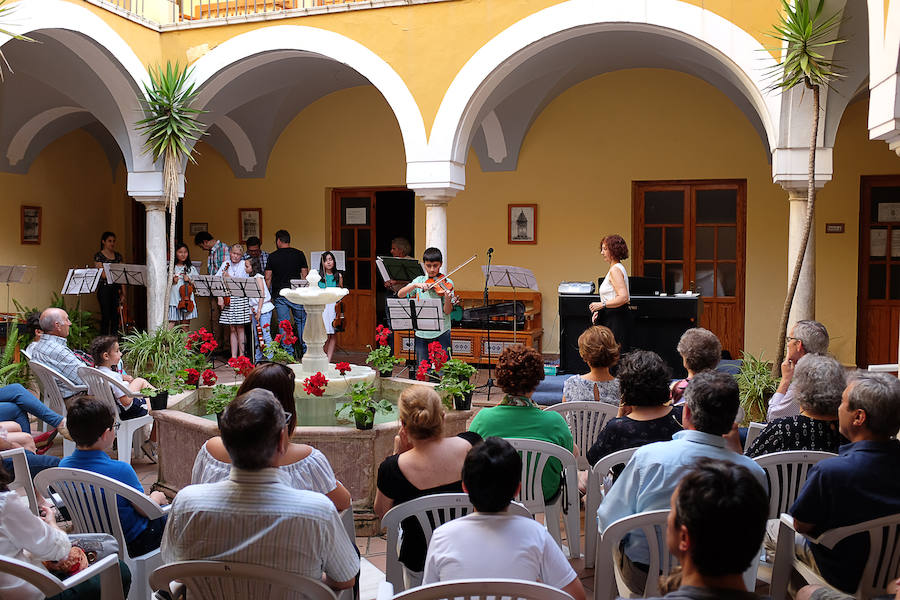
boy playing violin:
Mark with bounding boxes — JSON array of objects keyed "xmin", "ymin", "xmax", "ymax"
[{"xmin": 398, "ymin": 247, "xmax": 454, "ymax": 364}]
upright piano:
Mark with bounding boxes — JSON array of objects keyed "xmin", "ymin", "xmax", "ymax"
[{"xmin": 558, "ymin": 294, "xmax": 702, "ymax": 377}]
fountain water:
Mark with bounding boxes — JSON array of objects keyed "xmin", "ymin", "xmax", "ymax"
[{"xmin": 280, "ymin": 269, "xmax": 376, "ymax": 397}]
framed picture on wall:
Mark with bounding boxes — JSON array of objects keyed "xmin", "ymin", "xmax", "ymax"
[
  {"xmin": 21, "ymin": 205, "xmax": 41, "ymax": 245},
  {"xmin": 508, "ymin": 203, "xmax": 537, "ymax": 244},
  {"xmin": 238, "ymin": 208, "xmax": 262, "ymax": 244},
  {"xmin": 189, "ymin": 222, "xmax": 208, "ymax": 236}
]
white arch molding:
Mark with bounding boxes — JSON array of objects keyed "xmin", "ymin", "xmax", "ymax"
[
  {"xmin": 412, "ymin": 0, "xmax": 782, "ymax": 191},
  {"xmin": 187, "ymin": 25, "xmax": 429, "ymax": 166}
]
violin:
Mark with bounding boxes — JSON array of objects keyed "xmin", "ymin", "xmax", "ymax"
[
  {"xmin": 221, "ymin": 262, "xmax": 231, "ymax": 308},
  {"xmin": 424, "ymin": 254, "xmax": 477, "ymax": 303},
  {"xmin": 177, "ymin": 270, "xmax": 195, "ymax": 314},
  {"xmin": 332, "ymin": 299, "xmax": 345, "ymax": 332}
]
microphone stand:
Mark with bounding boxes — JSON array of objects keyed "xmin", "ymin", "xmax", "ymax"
[{"xmin": 475, "ymin": 248, "xmax": 496, "ymax": 400}]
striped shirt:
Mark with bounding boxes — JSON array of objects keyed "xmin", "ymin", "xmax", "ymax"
[
  {"xmin": 28, "ymin": 334, "xmax": 85, "ymax": 393},
  {"xmin": 207, "ymin": 240, "xmax": 230, "ymax": 276},
  {"xmin": 162, "ymin": 468, "xmax": 358, "ymax": 586}
]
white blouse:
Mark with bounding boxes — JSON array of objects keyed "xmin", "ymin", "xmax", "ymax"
[
  {"xmin": 0, "ymin": 492, "xmax": 70, "ymax": 600},
  {"xmin": 191, "ymin": 442, "xmax": 338, "ymax": 495},
  {"xmin": 599, "ymin": 262, "xmax": 629, "ymax": 303}
]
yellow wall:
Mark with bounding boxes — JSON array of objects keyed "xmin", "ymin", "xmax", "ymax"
[
  {"xmin": 817, "ymin": 97, "xmax": 900, "ymax": 364},
  {"xmin": 0, "ymin": 129, "xmax": 130, "ymax": 315}
]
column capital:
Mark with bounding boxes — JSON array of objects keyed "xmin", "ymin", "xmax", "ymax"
[
  {"xmin": 127, "ymin": 170, "xmax": 184, "ymax": 200},
  {"xmin": 414, "ymin": 188, "xmax": 458, "ymax": 205},
  {"xmin": 406, "ymin": 160, "xmax": 465, "ymax": 193},
  {"xmin": 772, "ymin": 147, "xmax": 833, "ymax": 192},
  {"xmin": 136, "ymin": 197, "xmax": 167, "ymax": 211}
]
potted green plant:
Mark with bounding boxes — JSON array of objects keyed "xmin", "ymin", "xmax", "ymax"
[
  {"xmin": 206, "ymin": 384, "xmax": 240, "ymax": 428},
  {"xmin": 436, "ymin": 358, "xmax": 477, "ymax": 410},
  {"xmin": 366, "ymin": 325, "xmax": 401, "ymax": 376},
  {"xmin": 335, "ymin": 382, "xmax": 392, "ymax": 430},
  {"xmin": 736, "ymin": 352, "xmax": 779, "ymax": 425}
]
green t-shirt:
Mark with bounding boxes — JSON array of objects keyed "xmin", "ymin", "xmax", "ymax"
[
  {"xmin": 407, "ymin": 275, "xmax": 453, "ymax": 339},
  {"xmin": 468, "ymin": 404, "xmax": 574, "ymax": 501}
]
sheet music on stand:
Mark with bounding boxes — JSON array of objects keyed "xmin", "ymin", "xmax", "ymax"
[
  {"xmin": 386, "ymin": 298, "xmax": 444, "ymax": 332},
  {"xmin": 192, "ymin": 275, "xmax": 230, "ymax": 298},
  {"xmin": 310, "ymin": 251, "xmax": 347, "ymax": 272},
  {"xmin": 377, "ymin": 257, "xmax": 425, "ymax": 283},
  {"xmin": 104, "ymin": 263, "xmax": 148, "ymax": 287},
  {"xmin": 61, "ymin": 268, "xmax": 102, "ymax": 295},
  {"xmin": 290, "ymin": 279, "xmax": 309, "ymax": 289},
  {"xmin": 482, "ymin": 265, "xmax": 538, "ymax": 291},
  {"xmin": 225, "ymin": 277, "xmax": 264, "ymax": 299}
]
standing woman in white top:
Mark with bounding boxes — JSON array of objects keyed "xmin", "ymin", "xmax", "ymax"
[
  {"xmin": 588, "ymin": 234, "xmax": 631, "ymax": 351},
  {"xmin": 215, "ymin": 244, "xmax": 252, "ymax": 359}
]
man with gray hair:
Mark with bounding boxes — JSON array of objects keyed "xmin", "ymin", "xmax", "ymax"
[
  {"xmin": 162, "ymin": 388, "xmax": 358, "ymax": 591},
  {"xmin": 29, "ymin": 307, "xmax": 86, "ymax": 392},
  {"xmin": 786, "ymin": 372, "xmax": 900, "ymax": 599},
  {"xmin": 768, "ymin": 319, "xmax": 830, "ymax": 421},
  {"xmin": 597, "ymin": 370, "xmax": 767, "ymax": 593}
]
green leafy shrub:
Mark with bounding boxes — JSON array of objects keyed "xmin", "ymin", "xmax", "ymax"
[{"xmin": 736, "ymin": 352, "xmax": 779, "ymax": 425}]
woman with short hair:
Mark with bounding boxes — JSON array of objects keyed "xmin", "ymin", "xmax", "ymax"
[
  {"xmin": 670, "ymin": 327, "xmax": 722, "ymax": 404},
  {"xmin": 374, "ymin": 386, "xmax": 481, "ymax": 588},
  {"xmin": 588, "ymin": 234, "xmax": 631, "ymax": 350},
  {"xmin": 746, "ymin": 354, "xmax": 847, "ymax": 458},
  {"xmin": 562, "ymin": 325, "xmax": 620, "ymax": 405}
]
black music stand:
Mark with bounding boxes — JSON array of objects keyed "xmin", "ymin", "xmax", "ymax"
[
  {"xmin": 0, "ymin": 265, "xmax": 35, "ymax": 314},
  {"xmin": 483, "ymin": 265, "xmax": 538, "ymax": 343},
  {"xmin": 193, "ymin": 275, "xmax": 229, "ymax": 367},
  {"xmin": 61, "ymin": 268, "xmax": 102, "ymax": 339},
  {"xmin": 377, "ymin": 257, "xmax": 424, "ymax": 294},
  {"xmin": 225, "ymin": 278, "xmax": 265, "ymax": 361},
  {"xmin": 386, "ymin": 297, "xmax": 443, "ymax": 376},
  {"xmin": 104, "ymin": 263, "xmax": 147, "ymax": 287}
]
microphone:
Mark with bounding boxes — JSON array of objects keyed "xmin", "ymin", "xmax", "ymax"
[{"xmin": 487, "ymin": 247, "xmax": 494, "ymax": 256}]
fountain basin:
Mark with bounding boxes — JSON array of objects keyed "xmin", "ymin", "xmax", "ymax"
[{"xmin": 288, "ymin": 363, "xmax": 377, "ymax": 398}]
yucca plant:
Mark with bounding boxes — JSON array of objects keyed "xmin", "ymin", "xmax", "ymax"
[
  {"xmin": 767, "ymin": 0, "xmax": 844, "ymax": 373},
  {"xmin": 136, "ymin": 62, "xmax": 204, "ymax": 328},
  {"xmin": 0, "ymin": 0, "xmax": 36, "ymax": 80}
]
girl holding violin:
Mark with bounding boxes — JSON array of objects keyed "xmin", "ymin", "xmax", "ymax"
[
  {"xmin": 169, "ymin": 242, "xmax": 199, "ymax": 327},
  {"xmin": 397, "ymin": 247, "xmax": 455, "ymax": 365},
  {"xmin": 216, "ymin": 244, "xmax": 252, "ymax": 359},
  {"xmin": 318, "ymin": 251, "xmax": 344, "ymax": 361}
]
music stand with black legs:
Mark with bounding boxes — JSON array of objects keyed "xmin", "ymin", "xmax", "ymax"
[
  {"xmin": 387, "ymin": 298, "xmax": 444, "ymax": 377},
  {"xmin": 0, "ymin": 265, "xmax": 36, "ymax": 315},
  {"xmin": 61, "ymin": 267, "xmax": 102, "ymax": 340},
  {"xmin": 225, "ymin": 278, "xmax": 265, "ymax": 361},
  {"xmin": 104, "ymin": 263, "xmax": 147, "ymax": 333},
  {"xmin": 193, "ymin": 275, "xmax": 229, "ymax": 367}
]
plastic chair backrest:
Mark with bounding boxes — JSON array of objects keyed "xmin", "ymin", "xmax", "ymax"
[
  {"xmin": 380, "ymin": 493, "xmax": 531, "ymax": 592},
  {"xmin": 0, "ymin": 447, "xmax": 39, "ymax": 515},
  {"xmin": 504, "ymin": 438, "xmax": 577, "ymax": 512},
  {"xmin": 583, "ymin": 447, "xmax": 638, "ymax": 569},
  {"xmin": 27, "ymin": 359, "xmax": 81, "ymax": 417},
  {"xmin": 743, "ymin": 422, "xmax": 766, "ymax": 452},
  {"xmin": 752, "ymin": 451, "xmax": 836, "ymax": 518},
  {"xmin": 77, "ymin": 366, "xmax": 141, "ymax": 423},
  {"xmin": 389, "ymin": 578, "xmax": 575, "ymax": 600},
  {"xmin": 33, "ymin": 467, "xmax": 166, "ymax": 560},
  {"xmin": 0, "ymin": 553, "xmax": 124, "ymax": 598},
  {"xmin": 543, "ymin": 401, "xmax": 619, "ymax": 470},
  {"xmin": 596, "ymin": 509, "xmax": 674, "ymax": 600},
  {"xmin": 149, "ymin": 560, "xmax": 337, "ymax": 600}
]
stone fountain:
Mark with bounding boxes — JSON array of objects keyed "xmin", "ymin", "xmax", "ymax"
[{"xmin": 280, "ymin": 269, "xmax": 376, "ymax": 397}]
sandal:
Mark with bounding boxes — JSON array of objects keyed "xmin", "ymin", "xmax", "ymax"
[{"xmin": 35, "ymin": 430, "xmax": 59, "ymax": 454}]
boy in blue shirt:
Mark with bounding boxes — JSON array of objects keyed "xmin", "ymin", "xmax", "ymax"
[{"xmin": 59, "ymin": 395, "xmax": 168, "ymax": 557}]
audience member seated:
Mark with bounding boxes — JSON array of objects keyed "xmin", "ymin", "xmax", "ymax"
[
  {"xmin": 746, "ymin": 354, "xmax": 847, "ymax": 458},
  {"xmin": 374, "ymin": 386, "xmax": 481, "ymax": 589},
  {"xmin": 598, "ymin": 371, "xmax": 767, "ymax": 594},
  {"xmin": 0, "ymin": 384, "xmax": 65, "ymax": 439},
  {"xmin": 641, "ymin": 458, "xmax": 769, "ymax": 600},
  {"xmin": 192, "ymin": 362, "xmax": 350, "ymax": 511},
  {"xmin": 670, "ymin": 328, "xmax": 721, "ymax": 405},
  {"xmin": 423, "ymin": 437, "xmax": 586, "ymax": 600},
  {"xmin": 469, "ymin": 344, "xmax": 573, "ymax": 504},
  {"xmin": 163, "ymin": 389, "xmax": 358, "ymax": 591},
  {"xmin": 777, "ymin": 372, "xmax": 900, "ymax": 597},
  {"xmin": 0, "ymin": 461, "xmax": 132, "ymax": 600},
  {"xmin": 562, "ymin": 325, "xmax": 620, "ymax": 405},
  {"xmin": 586, "ymin": 350, "xmax": 682, "ymax": 469},
  {"xmin": 59, "ymin": 395, "xmax": 169, "ymax": 558},
  {"xmin": 769, "ymin": 320, "xmax": 829, "ymax": 421},
  {"xmin": 29, "ymin": 308, "xmax": 89, "ymax": 394}
]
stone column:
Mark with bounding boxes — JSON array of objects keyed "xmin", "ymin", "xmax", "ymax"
[
  {"xmin": 785, "ymin": 188, "xmax": 816, "ymax": 327},
  {"xmin": 423, "ymin": 196, "xmax": 450, "ymax": 260},
  {"xmin": 138, "ymin": 198, "xmax": 167, "ymax": 331}
]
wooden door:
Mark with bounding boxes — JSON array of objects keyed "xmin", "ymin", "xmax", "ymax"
[
  {"xmin": 633, "ymin": 180, "xmax": 746, "ymax": 357},
  {"xmin": 332, "ymin": 190, "xmax": 377, "ymax": 351},
  {"xmin": 856, "ymin": 176, "xmax": 900, "ymax": 367}
]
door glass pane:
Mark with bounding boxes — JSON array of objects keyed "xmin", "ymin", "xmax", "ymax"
[
  {"xmin": 869, "ymin": 264, "xmax": 887, "ymax": 299},
  {"xmin": 718, "ymin": 226, "xmax": 737, "ymax": 260},
  {"xmin": 644, "ymin": 191, "xmax": 684, "ymax": 224},
  {"xmin": 344, "ymin": 261, "xmax": 356, "ymax": 289},
  {"xmin": 358, "ymin": 262, "xmax": 372, "ymax": 289},
  {"xmin": 695, "ymin": 227, "xmax": 715, "ymax": 260},
  {"xmin": 695, "ymin": 264, "xmax": 715, "ymax": 297},
  {"xmin": 644, "ymin": 228, "xmax": 662, "ymax": 260},
  {"xmin": 696, "ymin": 189, "xmax": 737, "ymax": 223},
  {"xmin": 664, "ymin": 264, "xmax": 684, "ymax": 294},
  {"xmin": 665, "ymin": 227, "xmax": 683, "ymax": 260},
  {"xmin": 891, "ymin": 265, "xmax": 900, "ymax": 300},
  {"xmin": 870, "ymin": 227, "xmax": 887, "ymax": 257},
  {"xmin": 871, "ymin": 186, "xmax": 900, "ymax": 223},
  {"xmin": 341, "ymin": 229, "xmax": 355, "ymax": 258},
  {"xmin": 643, "ymin": 263, "xmax": 662, "ymax": 282},
  {"xmin": 340, "ymin": 197, "xmax": 370, "ymax": 226},
  {"xmin": 718, "ymin": 263, "xmax": 737, "ymax": 296},
  {"xmin": 358, "ymin": 229, "xmax": 371, "ymax": 258}
]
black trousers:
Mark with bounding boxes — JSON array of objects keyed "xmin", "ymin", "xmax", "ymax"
[
  {"xmin": 97, "ymin": 284, "xmax": 120, "ymax": 335},
  {"xmin": 593, "ymin": 304, "xmax": 632, "ymax": 352}
]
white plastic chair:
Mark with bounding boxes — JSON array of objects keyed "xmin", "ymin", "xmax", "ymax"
[
  {"xmin": 381, "ymin": 492, "xmax": 531, "ymax": 593},
  {"xmin": 505, "ymin": 438, "xmax": 581, "ymax": 559},
  {"xmin": 78, "ymin": 366, "xmax": 153, "ymax": 464},
  {"xmin": 770, "ymin": 512, "xmax": 900, "ymax": 600},
  {"xmin": 26, "ymin": 359, "xmax": 80, "ymax": 454},
  {"xmin": 743, "ymin": 422, "xmax": 766, "ymax": 453},
  {"xmin": 0, "ymin": 447, "xmax": 39, "ymax": 515},
  {"xmin": 149, "ymin": 560, "xmax": 337, "ymax": 600},
  {"xmin": 34, "ymin": 467, "xmax": 168, "ymax": 600},
  {"xmin": 595, "ymin": 509, "xmax": 674, "ymax": 600},
  {"xmin": 752, "ymin": 451, "xmax": 837, "ymax": 519},
  {"xmin": 584, "ymin": 447, "xmax": 638, "ymax": 568},
  {"xmin": 384, "ymin": 578, "xmax": 575, "ymax": 600},
  {"xmin": 0, "ymin": 553, "xmax": 125, "ymax": 600},
  {"xmin": 543, "ymin": 401, "xmax": 619, "ymax": 470}
]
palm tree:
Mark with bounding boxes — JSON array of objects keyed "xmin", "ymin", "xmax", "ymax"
[
  {"xmin": 768, "ymin": 0, "xmax": 843, "ymax": 373},
  {"xmin": 0, "ymin": 0, "xmax": 36, "ymax": 79},
  {"xmin": 136, "ymin": 62, "xmax": 204, "ymax": 327}
]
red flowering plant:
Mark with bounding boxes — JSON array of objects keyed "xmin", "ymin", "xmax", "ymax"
[
  {"xmin": 228, "ymin": 356, "xmax": 253, "ymax": 379},
  {"xmin": 414, "ymin": 341, "xmax": 476, "ymax": 410},
  {"xmin": 366, "ymin": 325, "xmax": 401, "ymax": 375},
  {"xmin": 336, "ymin": 362, "xmax": 351, "ymax": 376},
  {"xmin": 201, "ymin": 369, "xmax": 217, "ymax": 386},
  {"xmin": 183, "ymin": 368, "xmax": 200, "ymax": 387},
  {"xmin": 302, "ymin": 372, "xmax": 329, "ymax": 397},
  {"xmin": 264, "ymin": 320, "xmax": 300, "ymax": 365}
]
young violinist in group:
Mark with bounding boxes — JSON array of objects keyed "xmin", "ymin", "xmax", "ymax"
[
  {"xmin": 169, "ymin": 242, "xmax": 200, "ymax": 327},
  {"xmin": 319, "ymin": 251, "xmax": 344, "ymax": 362},
  {"xmin": 397, "ymin": 247, "xmax": 455, "ymax": 364},
  {"xmin": 215, "ymin": 244, "xmax": 252, "ymax": 359}
]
